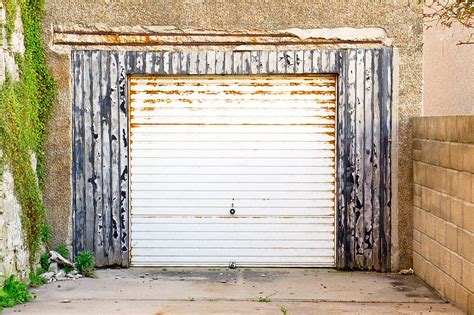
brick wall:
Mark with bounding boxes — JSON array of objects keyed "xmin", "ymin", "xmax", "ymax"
[{"xmin": 412, "ymin": 116, "xmax": 473, "ymax": 314}]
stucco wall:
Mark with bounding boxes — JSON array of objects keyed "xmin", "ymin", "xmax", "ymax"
[
  {"xmin": 42, "ymin": 0, "xmax": 424, "ymax": 270},
  {"xmin": 423, "ymin": 23, "xmax": 474, "ymax": 116}
]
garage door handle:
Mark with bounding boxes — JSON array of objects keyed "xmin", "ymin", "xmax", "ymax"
[{"xmin": 230, "ymin": 208, "xmax": 236, "ymax": 215}]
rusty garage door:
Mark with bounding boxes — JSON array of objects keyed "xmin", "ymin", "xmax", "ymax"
[{"xmin": 129, "ymin": 75, "xmax": 337, "ymax": 267}]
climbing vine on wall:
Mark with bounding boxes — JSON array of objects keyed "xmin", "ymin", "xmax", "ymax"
[{"xmin": 0, "ymin": 0, "xmax": 56, "ymax": 265}]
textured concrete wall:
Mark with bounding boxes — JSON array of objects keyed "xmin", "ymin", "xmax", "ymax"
[
  {"xmin": 42, "ymin": 0, "xmax": 424, "ymax": 269},
  {"xmin": 423, "ymin": 22, "xmax": 474, "ymax": 116},
  {"xmin": 412, "ymin": 116, "xmax": 473, "ymax": 314},
  {"xmin": 0, "ymin": 4, "xmax": 30, "ymax": 280}
]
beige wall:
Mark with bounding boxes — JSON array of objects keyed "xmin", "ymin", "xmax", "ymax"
[
  {"xmin": 412, "ymin": 116, "xmax": 473, "ymax": 314},
  {"xmin": 423, "ymin": 23, "xmax": 474, "ymax": 116},
  {"xmin": 43, "ymin": 0, "xmax": 424, "ymax": 269}
]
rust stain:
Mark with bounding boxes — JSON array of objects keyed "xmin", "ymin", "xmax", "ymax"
[
  {"xmin": 290, "ymin": 90, "xmax": 331, "ymax": 95},
  {"xmin": 223, "ymin": 90, "xmax": 243, "ymax": 95}
]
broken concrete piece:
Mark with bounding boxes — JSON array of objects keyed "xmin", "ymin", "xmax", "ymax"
[
  {"xmin": 49, "ymin": 250, "xmax": 75, "ymax": 268},
  {"xmin": 50, "ymin": 262, "xmax": 59, "ymax": 274},
  {"xmin": 41, "ymin": 272, "xmax": 55, "ymax": 280}
]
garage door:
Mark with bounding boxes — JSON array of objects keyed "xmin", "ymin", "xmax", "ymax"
[{"xmin": 129, "ymin": 75, "xmax": 336, "ymax": 267}]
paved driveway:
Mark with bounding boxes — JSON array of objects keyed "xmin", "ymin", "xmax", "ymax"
[{"xmin": 5, "ymin": 268, "xmax": 461, "ymax": 314}]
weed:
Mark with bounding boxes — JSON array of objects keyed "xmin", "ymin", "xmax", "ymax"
[
  {"xmin": 161, "ymin": 268, "xmax": 167, "ymax": 271},
  {"xmin": 0, "ymin": 275, "xmax": 32, "ymax": 309},
  {"xmin": 54, "ymin": 243, "xmax": 70, "ymax": 260},
  {"xmin": 28, "ymin": 271, "xmax": 46, "ymax": 287},
  {"xmin": 281, "ymin": 305, "xmax": 288, "ymax": 315},
  {"xmin": 76, "ymin": 251, "xmax": 95, "ymax": 277},
  {"xmin": 39, "ymin": 252, "xmax": 50, "ymax": 271},
  {"xmin": 256, "ymin": 296, "xmax": 271, "ymax": 303},
  {"xmin": 188, "ymin": 297, "xmax": 195, "ymax": 301}
]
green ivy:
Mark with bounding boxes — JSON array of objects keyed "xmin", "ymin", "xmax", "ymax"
[
  {"xmin": 3, "ymin": 0, "xmax": 17, "ymax": 47},
  {"xmin": 0, "ymin": 0, "xmax": 56, "ymax": 265}
]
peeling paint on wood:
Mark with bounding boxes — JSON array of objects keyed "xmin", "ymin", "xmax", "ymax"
[{"xmin": 72, "ymin": 48, "xmax": 392, "ymax": 270}]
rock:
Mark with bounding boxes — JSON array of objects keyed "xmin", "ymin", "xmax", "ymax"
[
  {"xmin": 76, "ymin": 274, "xmax": 83, "ymax": 278},
  {"xmin": 49, "ymin": 250, "xmax": 75, "ymax": 268},
  {"xmin": 41, "ymin": 272, "xmax": 55, "ymax": 280},
  {"xmin": 399, "ymin": 268, "xmax": 414, "ymax": 275},
  {"xmin": 50, "ymin": 262, "xmax": 59, "ymax": 274},
  {"xmin": 66, "ymin": 273, "xmax": 75, "ymax": 278},
  {"xmin": 60, "ymin": 299, "xmax": 71, "ymax": 304},
  {"xmin": 56, "ymin": 270, "xmax": 66, "ymax": 279}
]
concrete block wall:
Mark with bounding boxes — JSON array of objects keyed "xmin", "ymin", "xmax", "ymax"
[{"xmin": 412, "ymin": 116, "xmax": 474, "ymax": 314}]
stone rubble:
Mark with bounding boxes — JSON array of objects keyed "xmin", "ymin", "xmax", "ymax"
[{"xmin": 39, "ymin": 250, "xmax": 84, "ymax": 283}]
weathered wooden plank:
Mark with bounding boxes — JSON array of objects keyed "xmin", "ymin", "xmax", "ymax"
[
  {"xmin": 118, "ymin": 51, "xmax": 129, "ymax": 265},
  {"xmin": 268, "ymin": 50, "xmax": 277, "ymax": 74},
  {"xmin": 179, "ymin": 51, "xmax": 187, "ymax": 74},
  {"xmin": 72, "ymin": 51, "xmax": 85, "ymax": 256},
  {"xmin": 312, "ymin": 50, "xmax": 322, "ymax": 73},
  {"xmin": 371, "ymin": 49, "xmax": 382, "ymax": 271},
  {"xmin": 224, "ymin": 51, "xmax": 233, "ymax": 74},
  {"xmin": 144, "ymin": 51, "xmax": 153, "ymax": 73},
  {"xmin": 232, "ymin": 51, "xmax": 242, "ymax": 74},
  {"xmin": 354, "ymin": 49, "xmax": 365, "ymax": 268},
  {"xmin": 303, "ymin": 50, "xmax": 312, "ymax": 73},
  {"xmin": 277, "ymin": 51, "xmax": 286, "ymax": 74},
  {"xmin": 295, "ymin": 50, "xmax": 304, "ymax": 73},
  {"xmin": 188, "ymin": 51, "xmax": 198, "ymax": 74},
  {"xmin": 162, "ymin": 51, "xmax": 171, "ymax": 74},
  {"xmin": 198, "ymin": 51, "xmax": 207, "ymax": 75},
  {"xmin": 206, "ymin": 50, "xmax": 216, "ymax": 74},
  {"xmin": 250, "ymin": 51, "xmax": 259, "ymax": 74},
  {"xmin": 380, "ymin": 48, "xmax": 392, "ymax": 271},
  {"xmin": 259, "ymin": 51, "xmax": 269, "ymax": 74},
  {"xmin": 321, "ymin": 50, "xmax": 331, "ymax": 73},
  {"xmin": 110, "ymin": 51, "xmax": 121, "ymax": 264},
  {"xmin": 346, "ymin": 49, "xmax": 357, "ymax": 269},
  {"xmin": 363, "ymin": 49, "xmax": 374, "ymax": 269},
  {"xmin": 242, "ymin": 51, "xmax": 251, "ymax": 74},
  {"xmin": 336, "ymin": 50, "xmax": 347, "ymax": 269},
  {"xmin": 91, "ymin": 50, "xmax": 104, "ymax": 265},
  {"xmin": 83, "ymin": 51, "xmax": 94, "ymax": 253},
  {"xmin": 135, "ymin": 51, "xmax": 145, "ymax": 73},
  {"xmin": 171, "ymin": 51, "xmax": 180, "ymax": 74},
  {"xmin": 215, "ymin": 51, "xmax": 225, "ymax": 75}
]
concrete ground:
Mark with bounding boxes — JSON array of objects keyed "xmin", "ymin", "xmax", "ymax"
[{"xmin": 6, "ymin": 268, "xmax": 462, "ymax": 314}]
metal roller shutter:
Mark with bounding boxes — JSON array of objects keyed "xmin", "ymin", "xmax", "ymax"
[{"xmin": 129, "ymin": 75, "xmax": 337, "ymax": 267}]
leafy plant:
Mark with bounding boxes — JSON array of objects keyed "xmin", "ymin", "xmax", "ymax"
[
  {"xmin": 414, "ymin": 0, "xmax": 473, "ymax": 44},
  {"xmin": 281, "ymin": 306, "xmax": 288, "ymax": 315},
  {"xmin": 0, "ymin": 275, "xmax": 32, "ymax": 308},
  {"xmin": 0, "ymin": 0, "xmax": 56, "ymax": 266},
  {"xmin": 54, "ymin": 243, "xmax": 70, "ymax": 260},
  {"xmin": 76, "ymin": 251, "xmax": 95, "ymax": 277},
  {"xmin": 28, "ymin": 271, "xmax": 46, "ymax": 287},
  {"xmin": 39, "ymin": 252, "xmax": 50, "ymax": 271}
]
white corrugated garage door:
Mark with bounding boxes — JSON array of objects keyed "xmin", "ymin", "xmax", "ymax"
[{"xmin": 129, "ymin": 75, "xmax": 336, "ymax": 267}]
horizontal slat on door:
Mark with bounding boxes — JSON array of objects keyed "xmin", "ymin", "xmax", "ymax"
[
  {"xmin": 131, "ymin": 158, "xmax": 335, "ymax": 167},
  {"xmin": 131, "ymin": 166, "xmax": 335, "ymax": 175},
  {"xmin": 130, "ymin": 75, "xmax": 336, "ymax": 267}
]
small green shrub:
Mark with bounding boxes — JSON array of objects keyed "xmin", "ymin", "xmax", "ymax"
[
  {"xmin": 54, "ymin": 243, "xmax": 70, "ymax": 260},
  {"xmin": 39, "ymin": 252, "xmax": 50, "ymax": 271},
  {"xmin": 0, "ymin": 275, "xmax": 32, "ymax": 309},
  {"xmin": 76, "ymin": 251, "xmax": 95, "ymax": 277},
  {"xmin": 41, "ymin": 224, "xmax": 52, "ymax": 243},
  {"xmin": 28, "ymin": 271, "xmax": 46, "ymax": 287}
]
